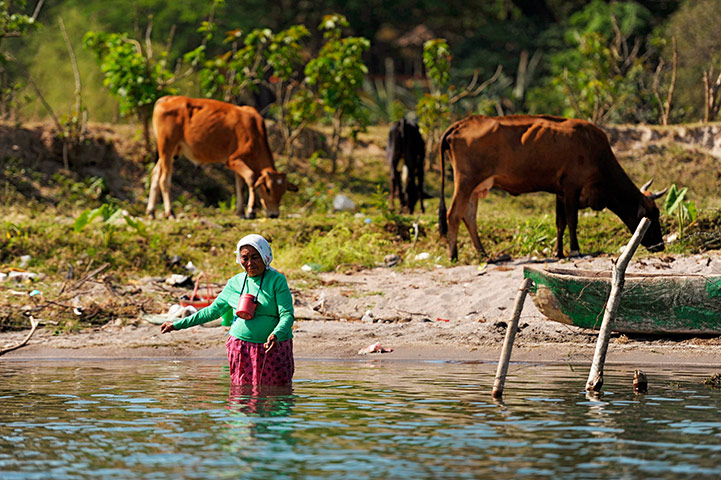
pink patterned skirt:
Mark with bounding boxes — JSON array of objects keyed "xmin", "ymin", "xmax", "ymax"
[{"xmin": 226, "ymin": 335, "xmax": 294, "ymax": 385}]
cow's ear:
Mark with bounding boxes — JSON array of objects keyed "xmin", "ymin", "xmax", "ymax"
[
  {"xmin": 287, "ymin": 182, "xmax": 299, "ymax": 192},
  {"xmin": 637, "ymin": 203, "xmax": 647, "ymax": 220}
]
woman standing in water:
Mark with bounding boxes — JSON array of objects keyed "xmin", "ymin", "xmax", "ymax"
[{"xmin": 160, "ymin": 234, "xmax": 294, "ymax": 385}]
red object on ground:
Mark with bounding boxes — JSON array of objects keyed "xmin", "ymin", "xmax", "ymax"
[{"xmin": 179, "ymin": 272, "xmax": 217, "ymax": 308}]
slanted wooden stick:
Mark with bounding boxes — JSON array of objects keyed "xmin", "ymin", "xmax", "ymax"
[
  {"xmin": 0, "ymin": 316, "xmax": 40, "ymax": 356},
  {"xmin": 492, "ymin": 277, "xmax": 533, "ymax": 399},
  {"xmin": 585, "ymin": 217, "xmax": 651, "ymax": 392}
]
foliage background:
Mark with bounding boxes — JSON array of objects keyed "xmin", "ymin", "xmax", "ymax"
[{"xmin": 7, "ymin": 0, "xmax": 717, "ymax": 124}]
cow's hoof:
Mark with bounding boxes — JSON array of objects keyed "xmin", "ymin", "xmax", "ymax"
[
  {"xmin": 568, "ymin": 250, "xmax": 582, "ymax": 257},
  {"xmin": 554, "ymin": 251, "xmax": 565, "ymax": 259},
  {"xmin": 245, "ymin": 212, "xmax": 256, "ymax": 219}
]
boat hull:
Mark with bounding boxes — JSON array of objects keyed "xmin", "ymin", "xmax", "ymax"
[{"xmin": 523, "ymin": 266, "xmax": 721, "ymax": 335}]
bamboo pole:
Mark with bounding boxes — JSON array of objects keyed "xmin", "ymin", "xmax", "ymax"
[
  {"xmin": 492, "ymin": 277, "xmax": 533, "ymax": 399},
  {"xmin": 585, "ymin": 217, "xmax": 651, "ymax": 392}
]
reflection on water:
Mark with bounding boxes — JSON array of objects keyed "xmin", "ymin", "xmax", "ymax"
[{"xmin": 1, "ymin": 360, "xmax": 721, "ymax": 479}]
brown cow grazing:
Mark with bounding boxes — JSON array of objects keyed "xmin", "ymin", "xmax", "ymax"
[
  {"xmin": 438, "ymin": 115, "xmax": 666, "ymax": 260},
  {"xmin": 147, "ymin": 95, "xmax": 297, "ymax": 219}
]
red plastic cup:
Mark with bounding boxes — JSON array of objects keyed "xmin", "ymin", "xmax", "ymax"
[{"xmin": 236, "ymin": 293, "xmax": 257, "ymax": 320}]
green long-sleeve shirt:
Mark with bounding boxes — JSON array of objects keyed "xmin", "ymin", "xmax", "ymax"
[{"xmin": 172, "ymin": 268, "xmax": 294, "ymax": 343}]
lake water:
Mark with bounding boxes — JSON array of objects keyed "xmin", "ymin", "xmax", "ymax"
[{"xmin": 2, "ymin": 359, "xmax": 721, "ymax": 479}]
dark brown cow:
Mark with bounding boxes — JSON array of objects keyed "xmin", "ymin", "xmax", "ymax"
[
  {"xmin": 387, "ymin": 118, "xmax": 427, "ymax": 213},
  {"xmin": 438, "ymin": 115, "xmax": 666, "ymax": 260},
  {"xmin": 147, "ymin": 95, "xmax": 297, "ymax": 219}
]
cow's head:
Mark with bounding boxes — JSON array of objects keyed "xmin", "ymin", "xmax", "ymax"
[
  {"xmin": 253, "ymin": 170, "xmax": 298, "ymax": 218},
  {"xmin": 638, "ymin": 179, "xmax": 667, "ymax": 252}
]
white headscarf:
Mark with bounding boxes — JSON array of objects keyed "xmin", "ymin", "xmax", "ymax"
[{"xmin": 235, "ymin": 234, "xmax": 273, "ymax": 268}]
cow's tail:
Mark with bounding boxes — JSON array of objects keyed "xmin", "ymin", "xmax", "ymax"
[{"xmin": 438, "ymin": 130, "xmax": 451, "ymax": 238}]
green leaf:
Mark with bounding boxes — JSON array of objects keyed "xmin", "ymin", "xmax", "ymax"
[
  {"xmin": 73, "ymin": 209, "xmax": 92, "ymax": 232},
  {"xmin": 686, "ymin": 200, "xmax": 698, "ymax": 223},
  {"xmin": 666, "ymin": 186, "xmax": 687, "ymax": 215}
]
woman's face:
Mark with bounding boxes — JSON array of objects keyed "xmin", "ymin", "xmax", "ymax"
[{"xmin": 239, "ymin": 245, "xmax": 266, "ymax": 277}]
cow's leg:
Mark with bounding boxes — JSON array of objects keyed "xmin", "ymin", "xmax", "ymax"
[
  {"xmin": 389, "ymin": 166, "xmax": 401, "ymax": 211},
  {"xmin": 244, "ymin": 177, "xmax": 257, "ymax": 219},
  {"xmin": 147, "ymin": 143, "xmax": 176, "ymax": 218},
  {"xmin": 402, "ymin": 163, "xmax": 415, "ymax": 214},
  {"xmin": 564, "ymin": 193, "xmax": 581, "ymax": 256},
  {"xmin": 388, "ymin": 154, "xmax": 400, "ymax": 211},
  {"xmin": 398, "ymin": 159, "xmax": 410, "ymax": 212},
  {"xmin": 446, "ymin": 187, "xmax": 475, "ymax": 261},
  {"xmin": 158, "ymin": 156, "xmax": 176, "ymax": 218},
  {"xmin": 554, "ymin": 196, "xmax": 566, "ymax": 258},
  {"xmin": 227, "ymin": 157, "xmax": 256, "ymax": 219},
  {"xmin": 461, "ymin": 194, "xmax": 486, "ymax": 257},
  {"xmin": 146, "ymin": 161, "xmax": 162, "ymax": 218},
  {"xmin": 234, "ymin": 173, "xmax": 246, "ymax": 217}
]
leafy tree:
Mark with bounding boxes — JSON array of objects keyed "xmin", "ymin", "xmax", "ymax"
[
  {"xmin": 304, "ymin": 14, "xmax": 370, "ymax": 173},
  {"xmin": 416, "ymin": 39, "xmax": 452, "ymax": 169},
  {"xmin": 83, "ymin": 28, "xmax": 179, "ymax": 151},
  {"xmin": 527, "ymin": 0, "xmax": 653, "ymax": 123},
  {"xmin": 188, "ymin": 21, "xmax": 314, "ymax": 159},
  {"xmin": 666, "ymin": 0, "xmax": 721, "ymax": 122},
  {"xmin": 0, "ymin": 0, "xmax": 42, "ymax": 118},
  {"xmin": 266, "ymin": 25, "xmax": 313, "ymax": 157},
  {"xmin": 417, "ymin": 38, "xmax": 501, "ymax": 167}
]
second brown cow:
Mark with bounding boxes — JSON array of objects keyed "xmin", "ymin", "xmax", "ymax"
[
  {"xmin": 438, "ymin": 114, "xmax": 666, "ymax": 260},
  {"xmin": 147, "ymin": 95, "xmax": 297, "ymax": 219}
]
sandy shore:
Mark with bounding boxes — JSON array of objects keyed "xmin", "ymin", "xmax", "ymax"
[{"xmin": 3, "ymin": 253, "xmax": 721, "ymax": 367}]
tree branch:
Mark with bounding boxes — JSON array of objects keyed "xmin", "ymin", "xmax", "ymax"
[
  {"xmin": 450, "ymin": 65, "xmax": 502, "ymax": 104},
  {"xmin": 0, "ymin": 316, "xmax": 40, "ymax": 356}
]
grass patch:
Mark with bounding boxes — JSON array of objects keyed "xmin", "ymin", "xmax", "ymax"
[{"xmin": 2, "ymin": 121, "xmax": 721, "ymax": 332}]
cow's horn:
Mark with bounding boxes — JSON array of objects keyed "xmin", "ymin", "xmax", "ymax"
[
  {"xmin": 640, "ymin": 179, "xmax": 653, "ymax": 192},
  {"xmin": 648, "ymin": 187, "xmax": 668, "ymax": 200}
]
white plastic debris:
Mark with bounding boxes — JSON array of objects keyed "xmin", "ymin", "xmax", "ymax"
[
  {"xmin": 165, "ymin": 274, "xmax": 189, "ymax": 286},
  {"xmin": 414, "ymin": 252, "xmax": 431, "ymax": 261},
  {"xmin": 333, "ymin": 194, "xmax": 356, "ymax": 211},
  {"xmin": 19, "ymin": 255, "xmax": 31, "ymax": 268},
  {"xmin": 185, "ymin": 261, "xmax": 198, "ymax": 273},
  {"xmin": 8, "ymin": 271, "xmax": 38, "ymax": 282},
  {"xmin": 167, "ymin": 304, "xmax": 198, "ymax": 318},
  {"xmin": 358, "ymin": 342, "xmax": 394, "ymax": 355}
]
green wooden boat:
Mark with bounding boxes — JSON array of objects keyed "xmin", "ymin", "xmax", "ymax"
[{"xmin": 523, "ymin": 265, "xmax": 721, "ymax": 335}]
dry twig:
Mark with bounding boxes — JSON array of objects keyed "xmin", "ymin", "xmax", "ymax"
[{"xmin": 0, "ymin": 316, "xmax": 40, "ymax": 356}]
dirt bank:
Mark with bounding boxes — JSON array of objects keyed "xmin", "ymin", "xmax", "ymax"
[{"xmin": 4, "ymin": 252, "xmax": 721, "ymax": 366}]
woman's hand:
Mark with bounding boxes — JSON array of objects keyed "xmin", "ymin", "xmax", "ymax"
[
  {"xmin": 160, "ymin": 321, "xmax": 176, "ymax": 334},
  {"xmin": 264, "ymin": 333, "xmax": 277, "ymax": 353}
]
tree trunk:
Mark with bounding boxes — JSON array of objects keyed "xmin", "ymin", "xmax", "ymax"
[
  {"xmin": 141, "ymin": 111, "xmax": 152, "ymax": 155},
  {"xmin": 330, "ymin": 111, "xmax": 343, "ymax": 173}
]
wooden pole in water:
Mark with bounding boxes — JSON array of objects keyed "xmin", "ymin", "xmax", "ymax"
[
  {"xmin": 585, "ymin": 217, "xmax": 651, "ymax": 392},
  {"xmin": 492, "ymin": 277, "xmax": 533, "ymax": 399}
]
